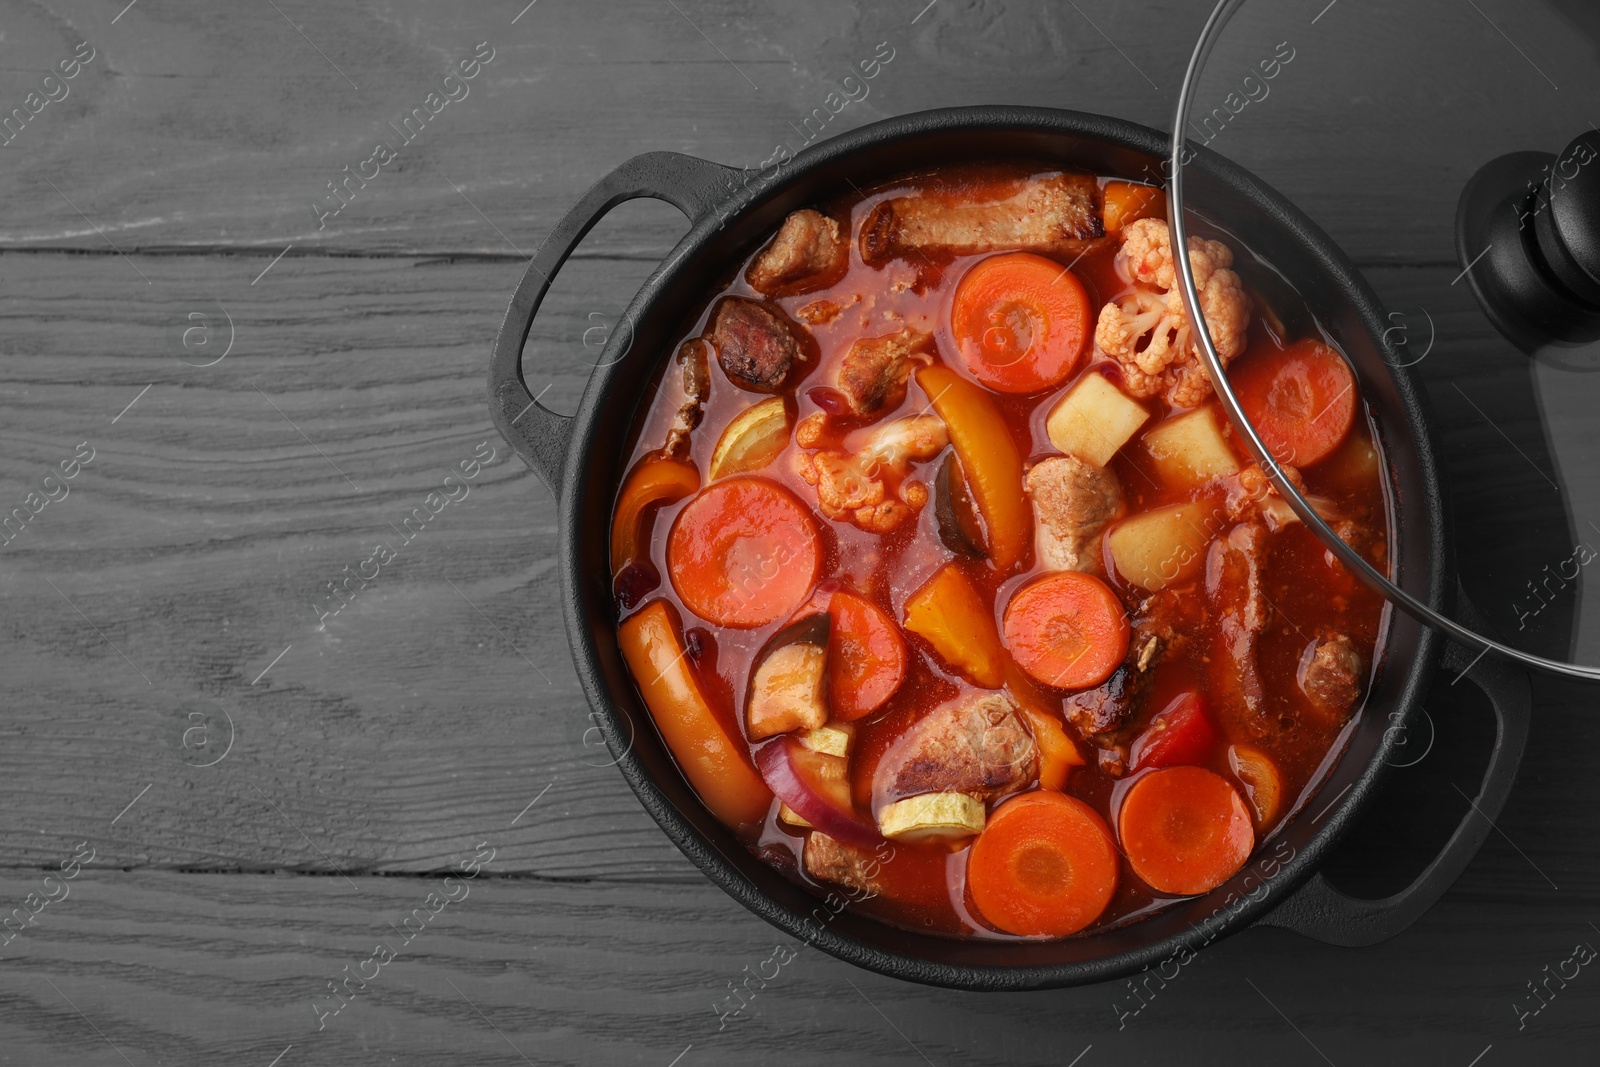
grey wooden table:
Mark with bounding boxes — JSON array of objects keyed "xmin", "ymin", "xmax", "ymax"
[{"xmin": 2, "ymin": 1, "xmax": 1598, "ymax": 1063}]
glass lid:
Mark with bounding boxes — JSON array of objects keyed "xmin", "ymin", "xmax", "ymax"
[{"xmin": 1171, "ymin": 0, "xmax": 1600, "ymax": 680}]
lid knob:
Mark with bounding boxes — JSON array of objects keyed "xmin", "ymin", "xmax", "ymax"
[{"xmin": 1456, "ymin": 131, "xmax": 1600, "ymax": 350}]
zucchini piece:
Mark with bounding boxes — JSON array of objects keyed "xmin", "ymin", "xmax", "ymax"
[{"xmin": 878, "ymin": 792, "xmax": 986, "ymax": 844}]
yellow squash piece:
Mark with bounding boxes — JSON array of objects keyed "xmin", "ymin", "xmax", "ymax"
[{"xmin": 709, "ymin": 396, "xmax": 790, "ymax": 480}]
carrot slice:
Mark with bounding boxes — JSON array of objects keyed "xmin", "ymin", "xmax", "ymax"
[
  {"xmin": 822, "ymin": 589, "xmax": 907, "ymax": 721},
  {"xmin": 902, "ymin": 562, "xmax": 1007, "ymax": 689},
  {"xmin": 1102, "ymin": 181, "xmax": 1166, "ymax": 234},
  {"xmin": 915, "ymin": 365, "xmax": 1030, "ymax": 571},
  {"xmin": 968, "ymin": 791, "xmax": 1119, "ymax": 936},
  {"xmin": 667, "ymin": 476, "xmax": 821, "ymax": 628},
  {"xmin": 951, "ymin": 252, "xmax": 1091, "ymax": 394},
  {"xmin": 1230, "ymin": 338, "xmax": 1357, "ymax": 467},
  {"xmin": 1002, "ymin": 572, "xmax": 1130, "ymax": 690},
  {"xmin": 618, "ymin": 600, "xmax": 773, "ymax": 829},
  {"xmin": 1118, "ymin": 765, "xmax": 1254, "ymax": 895},
  {"xmin": 1228, "ymin": 744, "xmax": 1283, "ymax": 829},
  {"xmin": 611, "ymin": 454, "xmax": 700, "ymax": 576}
]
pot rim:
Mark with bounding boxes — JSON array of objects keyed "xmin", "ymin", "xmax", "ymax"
[{"xmin": 553, "ymin": 105, "xmax": 1446, "ymax": 990}]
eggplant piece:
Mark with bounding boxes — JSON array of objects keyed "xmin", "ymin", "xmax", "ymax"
[
  {"xmin": 934, "ymin": 453, "xmax": 987, "ymax": 558},
  {"xmin": 746, "ymin": 613, "xmax": 832, "ymax": 740},
  {"xmin": 878, "ymin": 793, "xmax": 986, "ymax": 844}
]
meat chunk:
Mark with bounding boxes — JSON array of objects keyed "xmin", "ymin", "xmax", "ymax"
[
  {"xmin": 707, "ymin": 297, "xmax": 807, "ymax": 392},
  {"xmin": 662, "ymin": 337, "xmax": 711, "ymax": 459},
  {"xmin": 746, "ymin": 209, "xmax": 849, "ymax": 295},
  {"xmin": 1026, "ymin": 455, "xmax": 1125, "ymax": 574},
  {"xmin": 802, "ymin": 832, "xmax": 885, "ymax": 897},
  {"xmin": 1063, "ymin": 664, "xmax": 1150, "ymax": 743},
  {"xmin": 1063, "ymin": 588, "xmax": 1200, "ymax": 774},
  {"xmin": 860, "ymin": 172, "xmax": 1103, "ymax": 264},
  {"xmin": 1299, "ymin": 634, "xmax": 1364, "ymax": 719},
  {"xmin": 837, "ymin": 327, "xmax": 931, "ymax": 416},
  {"xmin": 873, "ymin": 692, "xmax": 1038, "ymax": 804},
  {"xmin": 795, "ymin": 414, "xmax": 948, "ymax": 532},
  {"xmin": 1207, "ymin": 522, "xmax": 1269, "ymax": 730}
]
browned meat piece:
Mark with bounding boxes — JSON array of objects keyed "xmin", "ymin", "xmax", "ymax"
[
  {"xmin": 1026, "ymin": 456, "xmax": 1125, "ymax": 574},
  {"xmin": 1300, "ymin": 634, "xmax": 1364, "ymax": 719},
  {"xmin": 802, "ymin": 832, "xmax": 886, "ymax": 897},
  {"xmin": 1063, "ymin": 664, "xmax": 1149, "ymax": 742},
  {"xmin": 1064, "ymin": 589, "xmax": 1200, "ymax": 776},
  {"xmin": 707, "ymin": 297, "xmax": 807, "ymax": 392},
  {"xmin": 837, "ymin": 327, "xmax": 930, "ymax": 416},
  {"xmin": 861, "ymin": 172, "xmax": 1104, "ymax": 264},
  {"xmin": 746, "ymin": 209, "xmax": 849, "ymax": 295},
  {"xmin": 662, "ymin": 337, "xmax": 711, "ymax": 459},
  {"xmin": 873, "ymin": 692, "xmax": 1038, "ymax": 804},
  {"xmin": 1207, "ymin": 522, "xmax": 1269, "ymax": 730}
]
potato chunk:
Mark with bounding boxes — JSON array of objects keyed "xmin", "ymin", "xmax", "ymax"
[
  {"xmin": 1107, "ymin": 502, "xmax": 1221, "ymax": 591},
  {"xmin": 1046, "ymin": 371, "xmax": 1151, "ymax": 467},
  {"xmin": 878, "ymin": 793, "xmax": 986, "ymax": 844},
  {"xmin": 1142, "ymin": 405, "xmax": 1242, "ymax": 488}
]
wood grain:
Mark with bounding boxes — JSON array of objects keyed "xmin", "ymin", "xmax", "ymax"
[
  {"xmin": 0, "ymin": 868, "xmax": 1595, "ymax": 1067},
  {"xmin": 1, "ymin": 0, "xmax": 1202, "ymax": 256},
  {"xmin": 4, "ymin": 0, "xmax": 1600, "ymax": 1062}
]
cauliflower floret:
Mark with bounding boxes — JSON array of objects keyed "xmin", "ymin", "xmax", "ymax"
[
  {"xmin": 795, "ymin": 414, "xmax": 948, "ymax": 532},
  {"xmin": 1094, "ymin": 218, "xmax": 1251, "ymax": 408}
]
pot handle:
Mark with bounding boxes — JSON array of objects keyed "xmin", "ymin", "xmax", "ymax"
[
  {"xmin": 488, "ymin": 151, "xmax": 740, "ymax": 493},
  {"xmin": 1255, "ymin": 617, "xmax": 1531, "ymax": 947}
]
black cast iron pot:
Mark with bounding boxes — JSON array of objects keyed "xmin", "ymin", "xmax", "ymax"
[{"xmin": 487, "ymin": 106, "xmax": 1530, "ymax": 990}]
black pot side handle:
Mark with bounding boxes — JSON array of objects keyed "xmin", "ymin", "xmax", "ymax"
[
  {"xmin": 1257, "ymin": 613, "xmax": 1531, "ymax": 947},
  {"xmin": 488, "ymin": 151, "xmax": 740, "ymax": 494}
]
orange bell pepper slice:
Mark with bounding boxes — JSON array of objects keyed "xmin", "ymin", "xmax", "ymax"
[
  {"xmin": 611, "ymin": 454, "xmax": 700, "ymax": 576},
  {"xmin": 902, "ymin": 562, "xmax": 1007, "ymax": 689},
  {"xmin": 618, "ymin": 600, "xmax": 773, "ymax": 829},
  {"xmin": 1101, "ymin": 180, "xmax": 1166, "ymax": 234},
  {"xmin": 1003, "ymin": 662, "xmax": 1087, "ymax": 790},
  {"xmin": 915, "ymin": 365, "xmax": 1030, "ymax": 572}
]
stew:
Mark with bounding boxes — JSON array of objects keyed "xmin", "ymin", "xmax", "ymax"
[{"xmin": 610, "ymin": 163, "xmax": 1389, "ymax": 939}]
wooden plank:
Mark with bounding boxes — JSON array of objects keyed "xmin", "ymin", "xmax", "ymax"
[
  {"xmin": 2, "ymin": 0, "xmax": 1205, "ymax": 257},
  {"xmin": 0, "ymin": 249, "xmax": 675, "ymax": 876},
  {"xmin": 0, "ymin": 869, "xmax": 1593, "ymax": 1065}
]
